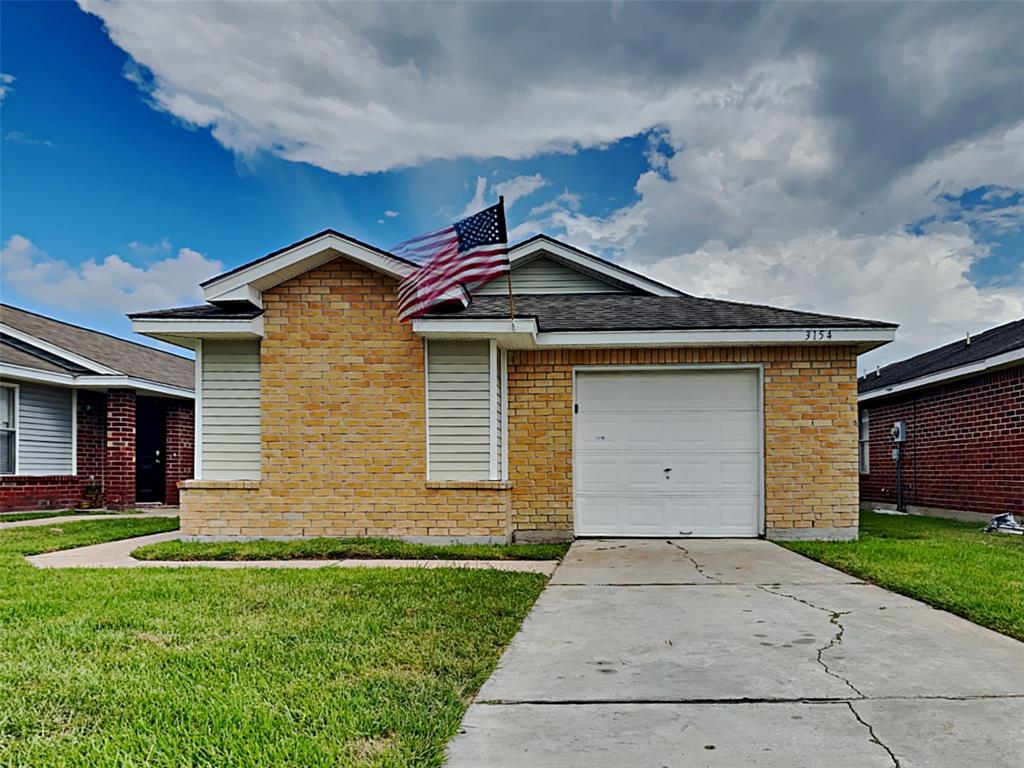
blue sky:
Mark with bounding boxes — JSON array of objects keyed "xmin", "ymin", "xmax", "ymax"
[{"xmin": 2, "ymin": 2, "xmax": 1022, "ymax": 369}]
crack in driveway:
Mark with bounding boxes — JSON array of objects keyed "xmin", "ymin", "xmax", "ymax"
[
  {"xmin": 665, "ymin": 540, "xmax": 721, "ymax": 583},
  {"xmin": 846, "ymin": 701, "xmax": 902, "ymax": 767},
  {"xmin": 756, "ymin": 585, "xmax": 865, "ymax": 698}
]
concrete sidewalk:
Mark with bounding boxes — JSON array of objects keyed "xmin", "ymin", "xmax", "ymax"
[
  {"xmin": 446, "ymin": 538, "xmax": 1024, "ymax": 768},
  {"xmin": 0, "ymin": 508, "xmax": 179, "ymax": 530},
  {"xmin": 24, "ymin": 531, "xmax": 558, "ymax": 574}
]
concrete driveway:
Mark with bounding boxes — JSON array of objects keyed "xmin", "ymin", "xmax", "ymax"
[{"xmin": 446, "ymin": 539, "xmax": 1024, "ymax": 767}]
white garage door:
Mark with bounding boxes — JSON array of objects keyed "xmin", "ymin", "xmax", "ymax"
[{"xmin": 575, "ymin": 369, "xmax": 761, "ymax": 537}]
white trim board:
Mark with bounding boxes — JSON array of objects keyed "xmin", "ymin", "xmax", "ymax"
[
  {"xmin": 0, "ymin": 363, "xmax": 194, "ymax": 400},
  {"xmin": 193, "ymin": 339, "xmax": 203, "ymax": 480},
  {"xmin": 201, "ymin": 232, "xmax": 415, "ymax": 304},
  {"xmin": 412, "ymin": 320, "xmax": 895, "ymax": 351},
  {"xmin": 0, "ymin": 324, "xmax": 119, "ymax": 375},
  {"xmin": 0, "ymin": 381, "xmax": 19, "ymax": 475},
  {"xmin": 858, "ymin": 346, "xmax": 1024, "ymax": 402}
]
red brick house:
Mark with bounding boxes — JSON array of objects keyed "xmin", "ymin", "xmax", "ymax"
[
  {"xmin": 0, "ymin": 305, "xmax": 195, "ymax": 511},
  {"xmin": 858, "ymin": 318, "xmax": 1024, "ymax": 519}
]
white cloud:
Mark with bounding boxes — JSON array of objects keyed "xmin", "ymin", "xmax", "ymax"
[
  {"xmin": 494, "ymin": 174, "xmax": 548, "ymax": 207},
  {"xmin": 626, "ymin": 228, "xmax": 1024, "ymax": 372},
  {"xmin": 77, "ymin": 2, "xmax": 1024, "ymax": 365},
  {"xmin": 460, "ymin": 176, "xmax": 490, "ymax": 218},
  {"xmin": 384, "ymin": 209, "xmax": 399, "ymax": 218},
  {"xmin": 127, "ymin": 237, "xmax": 172, "ymax": 257},
  {"xmin": 461, "ymin": 174, "xmax": 548, "ymax": 220},
  {"xmin": 0, "ymin": 73, "xmax": 13, "ymax": 103},
  {"xmin": 1, "ymin": 235, "xmax": 223, "ymax": 315}
]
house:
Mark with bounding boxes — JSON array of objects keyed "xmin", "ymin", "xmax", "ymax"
[
  {"xmin": 858, "ymin": 318, "xmax": 1024, "ymax": 520},
  {"xmin": 0, "ymin": 305, "xmax": 195, "ymax": 511},
  {"xmin": 130, "ymin": 230, "xmax": 896, "ymax": 542}
]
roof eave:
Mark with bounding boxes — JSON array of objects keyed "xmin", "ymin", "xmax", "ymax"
[
  {"xmin": 413, "ymin": 319, "xmax": 896, "ymax": 350},
  {"xmin": 858, "ymin": 345, "xmax": 1024, "ymax": 402}
]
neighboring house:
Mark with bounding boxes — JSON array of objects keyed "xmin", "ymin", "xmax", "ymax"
[
  {"xmin": 130, "ymin": 230, "xmax": 896, "ymax": 543},
  {"xmin": 858, "ymin": 318, "xmax": 1024, "ymax": 519},
  {"xmin": 0, "ymin": 305, "xmax": 195, "ymax": 511}
]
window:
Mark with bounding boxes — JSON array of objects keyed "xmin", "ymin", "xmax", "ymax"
[
  {"xmin": 858, "ymin": 409, "xmax": 869, "ymax": 474},
  {"xmin": 0, "ymin": 385, "xmax": 16, "ymax": 474}
]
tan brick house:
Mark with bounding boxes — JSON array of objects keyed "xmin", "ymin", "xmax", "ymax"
[{"xmin": 131, "ymin": 230, "xmax": 896, "ymax": 542}]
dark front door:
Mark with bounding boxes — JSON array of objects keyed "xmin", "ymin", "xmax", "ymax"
[{"xmin": 136, "ymin": 398, "xmax": 166, "ymax": 503}]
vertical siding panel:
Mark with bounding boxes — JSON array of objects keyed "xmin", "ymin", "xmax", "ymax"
[{"xmin": 201, "ymin": 340, "xmax": 261, "ymax": 480}]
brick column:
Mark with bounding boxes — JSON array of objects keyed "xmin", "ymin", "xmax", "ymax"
[
  {"xmin": 164, "ymin": 400, "xmax": 195, "ymax": 505},
  {"xmin": 104, "ymin": 389, "xmax": 137, "ymax": 508}
]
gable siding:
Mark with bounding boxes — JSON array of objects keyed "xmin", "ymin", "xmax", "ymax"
[
  {"xmin": 427, "ymin": 340, "xmax": 491, "ymax": 480},
  {"xmin": 18, "ymin": 383, "xmax": 73, "ymax": 475},
  {"xmin": 475, "ymin": 256, "xmax": 626, "ymax": 294},
  {"xmin": 201, "ymin": 340, "xmax": 261, "ymax": 480}
]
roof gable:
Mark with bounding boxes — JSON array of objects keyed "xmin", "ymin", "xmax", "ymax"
[{"xmin": 474, "ymin": 254, "xmax": 632, "ymax": 295}]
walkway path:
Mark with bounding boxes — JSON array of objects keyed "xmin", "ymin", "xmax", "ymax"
[
  {"xmin": 0, "ymin": 508, "xmax": 179, "ymax": 530},
  {"xmin": 24, "ymin": 531, "xmax": 557, "ymax": 574}
]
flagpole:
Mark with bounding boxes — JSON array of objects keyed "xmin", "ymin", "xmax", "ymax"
[{"xmin": 500, "ymin": 195, "xmax": 516, "ymax": 322}]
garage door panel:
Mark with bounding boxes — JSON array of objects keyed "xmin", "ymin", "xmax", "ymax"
[
  {"xmin": 575, "ymin": 370, "xmax": 761, "ymax": 537},
  {"xmin": 575, "ymin": 457, "xmax": 622, "ymax": 491},
  {"xmin": 576, "ymin": 417, "xmax": 620, "ymax": 448}
]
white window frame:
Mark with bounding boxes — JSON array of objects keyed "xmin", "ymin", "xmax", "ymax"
[
  {"xmin": 859, "ymin": 409, "xmax": 870, "ymax": 475},
  {"xmin": 0, "ymin": 382, "xmax": 19, "ymax": 475}
]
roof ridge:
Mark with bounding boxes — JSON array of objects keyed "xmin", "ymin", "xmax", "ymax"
[{"xmin": 0, "ymin": 303, "xmax": 192, "ymax": 362}]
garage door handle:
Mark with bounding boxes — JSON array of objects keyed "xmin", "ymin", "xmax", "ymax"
[{"xmin": 663, "ymin": 467, "xmax": 672, "ymax": 473}]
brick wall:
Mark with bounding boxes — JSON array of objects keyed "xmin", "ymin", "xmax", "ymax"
[
  {"xmin": 1, "ymin": 389, "xmax": 194, "ymax": 512},
  {"xmin": 179, "ymin": 258, "xmax": 511, "ymax": 539},
  {"xmin": 507, "ymin": 346, "xmax": 860, "ymax": 539},
  {"xmin": 859, "ymin": 364, "xmax": 1024, "ymax": 516},
  {"xmin": 164, "ymin": 401, "xmax": 194, "ymax": 505},
  {"xmin": 103, "ymin": 389, "xmax": 136, "ymax": 508},
  {"xmin": 179, "ymin": 256, "xmax": 861, "ymax": 541}
]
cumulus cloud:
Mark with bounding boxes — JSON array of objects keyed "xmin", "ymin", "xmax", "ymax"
[
  {"xmin": 383, "ymin": 209, "xmax": 399, "ymax": 218},
  {"xmin": 0, "ymin": 73, "xmax": 13, "ymax": 103},
  {"xmin": 78, "ymin": 1, "xmax": 1024, "ymax": 364},
  {"xmin": 626, "ymin": 228, "xmax": 1024, "ymax": 373},
  {"xmin": 1, "ymin": 235, "xmax": 222, "ymax": 315}
]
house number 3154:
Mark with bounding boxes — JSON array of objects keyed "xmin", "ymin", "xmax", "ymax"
[{"xmin": 805, "ymin": 329, "xmax": 833, "ymax": 340}]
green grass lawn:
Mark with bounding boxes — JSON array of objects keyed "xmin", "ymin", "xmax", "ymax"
[
  {"xmin": 133, "ymin": 536, "xmax": 569, "ymax": 562},
  {"xmin": 782, "ymin": 510, "xmax": 1024, "ymax": 641},
  {"xmin": 0, "ymin": 519, "xmax": 548, "ymax": 767},
  {"xmin": 0, "ymin": 508, "xmax": 143, "ymax": 523}
]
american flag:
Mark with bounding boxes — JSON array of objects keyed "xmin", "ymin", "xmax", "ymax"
[{"xmin": 394, "ymin": 202, "xmax": 509, "ymax": 320}]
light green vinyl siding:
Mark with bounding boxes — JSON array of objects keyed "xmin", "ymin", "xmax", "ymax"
[
  {"xmin": 426, "ymin": 340, "xmax": 491, "ymax": 480},
  {"xmin": 475, "ymin": 256, "xmax": 626, "ymax": 294},
  {"xmin": 201, "ymin": 340, "xmax": 261, "ymax": 480}
]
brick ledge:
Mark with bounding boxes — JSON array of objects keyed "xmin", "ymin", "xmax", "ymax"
[{"xmin": 425, "ymin": 480, "xmax": 514, "ymax": 491}]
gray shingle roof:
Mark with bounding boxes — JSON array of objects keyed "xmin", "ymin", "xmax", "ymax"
[
  {"xmin": 859, "ymin": 318, "xmax": 1024, "ymax": 394},
  {"xmin": 0, "ymin": 304, "xmax": 194, "ymax": 390},
  {"xmin": 426, "ymin": 294, "xmax": 896, "ymax": 331},
  {"xmin": 0, "ymin": 339, "xmax": 77, "ymax": 374},
  {"xmin": 129, "ymin": 303, "xmax": 263, "ymax": 320}
]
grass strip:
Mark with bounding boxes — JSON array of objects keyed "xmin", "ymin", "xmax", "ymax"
[
  {"xmin": 782, "ymin": 510, "xmax": 1024, "ymax": 641},
  {"xmin": 133, "ymin": 536, "xmax": 569, "ymax": 562}
]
